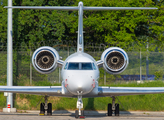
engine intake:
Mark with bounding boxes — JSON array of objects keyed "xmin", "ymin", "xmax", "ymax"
[
  {"xmin": 36, "ymin": 51, "xmax": 54, "ymax": 69},
  {"xmin": 32, "ymin": 46, "xmax": 59, "ymax": 74},
  {"xmin": 101, "ymin": 47, "xmax": 129, "ymax": 74}
]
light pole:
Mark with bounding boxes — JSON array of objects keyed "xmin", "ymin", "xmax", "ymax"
[{"xmin": 3, "ymin": 0, "xmax": 16, "ymax": 112}]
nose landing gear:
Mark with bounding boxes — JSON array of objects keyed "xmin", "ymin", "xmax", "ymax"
[{"xmin": 75, "ymin": 91, "xmax": 85, "ymax": 118}]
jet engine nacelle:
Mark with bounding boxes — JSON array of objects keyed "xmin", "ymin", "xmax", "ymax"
[
  {"xmin": 32, "ymin": 46, "xmax": 59, "ymax": 74},
  {"xmin": 101, "ymin": 47, "xmax": 129, "ymax": 74}
]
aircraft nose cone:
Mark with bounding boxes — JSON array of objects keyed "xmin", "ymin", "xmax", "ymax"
[
  {"xmin": 78, "ymin": 85, "xmax": 81, "ymax": 87},
  {"xmin": 67, "ymin": 80, "xmax": 89, "ymax": 94},
  {"xmin": 73, "ymin": 80, "xmax": 93, "ymax": 94},
  {"xmin": 66, "ymin": 74, "xmax": 94, "ymax": 95},
  {"xmin": 77, "ymin": 85, "xmax": 83, "ymax": 91}
]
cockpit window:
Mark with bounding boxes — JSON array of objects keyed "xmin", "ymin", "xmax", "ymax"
[
  {"xmin": 81, "ymin": 63, "xmax": 93, "ymax": 70},
  {"xmin": 92, "ymin": 63, "xmax": 96, "ymax": 70},
  {"xmin": 68, "ymin": 63, "xmax": 79, "ymax": 70},
  {"xmin": 64, "ymin": 62, "xmax": 68, "ymax": 69},
  {"xmin": 67, "ymin": 62, "xmax": 94, "ymax": 70}
]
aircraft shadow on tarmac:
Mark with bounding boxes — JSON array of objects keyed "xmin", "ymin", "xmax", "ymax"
[
  {"xmin": 51, "ymin": 98, "xmax": 107, "ymax": 117},
  {"xmin": 52, "ymin": 98, "xmax": 131, "ymax": 117}
]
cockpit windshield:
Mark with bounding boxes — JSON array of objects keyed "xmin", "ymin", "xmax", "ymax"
[
  {"xmin": 66, "ymin": 62, "xmax": 94, "ymax": 70},
  {"xmin": 68, "ymin": 63, "xmax": 79, "ymax": 70},
  {"xmin": 81, "ymin": 63, "xmax": 92, "ymax": 70}
]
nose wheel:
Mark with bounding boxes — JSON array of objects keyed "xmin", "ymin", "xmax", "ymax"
[
  {"xmin": 75, "ymin": 91, "xmax": 85, "ymax": 118},
  {"xmin": 75, "ymin": 110, "xmax": 84, "ymax": 119},
  {"xmin": 75, "ymin": 110, "xmax": 79, "ymax": 118}
]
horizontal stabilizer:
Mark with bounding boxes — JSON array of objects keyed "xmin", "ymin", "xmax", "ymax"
[
  {"xmin": 83, "ymin": 7, "xmax": 158, "ymax": 10},
  {"xmin": 4, "ymin": 6, "xmax": 79, "ymax": 10},
  {"xmin": 4, "ymin": 6, "xmax": 158, "ymax": 10}
]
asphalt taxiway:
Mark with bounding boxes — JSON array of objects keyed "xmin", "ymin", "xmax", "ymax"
[{"xmin": 0, "ymin": 110, "xmax": 164, "ymax": 120}]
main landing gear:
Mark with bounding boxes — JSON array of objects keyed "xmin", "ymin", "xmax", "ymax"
[
  {"xmin": 40, "ymin": 96, "xmax": 52, "ymax": 116},
  {"xmin": 108, "ymin": 96, "xmax": 119, "ymax": 116},
  {"xmin": 75, "ymin": 91, "xmax": 85, "ymax": 119}
]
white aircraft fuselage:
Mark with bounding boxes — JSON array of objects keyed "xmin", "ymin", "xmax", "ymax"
[{"xmin": 61, "ymin": 52, "xmax": 99, "ymax": 96}]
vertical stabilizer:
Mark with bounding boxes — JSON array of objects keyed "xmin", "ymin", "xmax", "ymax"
[{"xmin": 77, "ymin": 2, "xmax": 84, "ymax": 52}]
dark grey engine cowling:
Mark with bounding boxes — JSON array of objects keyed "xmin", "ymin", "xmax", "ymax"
[
  {"xmin": 32, "ymin": 46, "xmax": 59, "ymax": 74},
  {"xmin": 101, "ymin": 47, "xmax": 129, "ymax": 74}
]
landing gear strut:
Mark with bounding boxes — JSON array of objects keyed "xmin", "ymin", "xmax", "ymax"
[
  {"xmin": 75, "ymin": 91, "xmax": 85, "ymax": 118},
  {"xmin": 39, "ymin": 96, "xmax": 52, "ymax": 116},
  {"xmin": 108, "ymin": 96, "xmax": 119, "ymax": 116}
]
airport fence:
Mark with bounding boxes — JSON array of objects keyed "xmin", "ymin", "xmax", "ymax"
[{"xmin": 0, "ymin": 41, "xmax": 164, "ymax": 85}]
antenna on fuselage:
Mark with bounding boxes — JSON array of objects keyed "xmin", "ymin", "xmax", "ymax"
[{"xmin": 5, "ymin": 1, "xmax": 157, "ymax": 52}]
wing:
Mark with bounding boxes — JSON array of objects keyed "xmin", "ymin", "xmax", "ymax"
[
  {"xmin": 0, "ymin": 86, "xmax": 63, "ymax": 96},
  {"xmin": 98, "ymin": 86, "xmax": 164, "ymax": 97}
]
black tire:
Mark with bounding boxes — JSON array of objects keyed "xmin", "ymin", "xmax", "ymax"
[
  {"xmin": 81, "ymin": 110, "xmax": 84, "ymax": 116},
  {"xmin": 75, "ymin": 110, "xmax": 79, "ymax": 118},
  {"xmin": 47, "ymin": 103, "xmax": 52, "ymax": 116},
  {"xmin": 40, "ymin": 103, "xmax": 45, "ymax": 115},
  {"xmin": 108, "ymin": 103, "xmax": 112, "ymax": 116},
  {"xmin": 115, "ymin": 103, "xmax": 119, "ymax": 116}
]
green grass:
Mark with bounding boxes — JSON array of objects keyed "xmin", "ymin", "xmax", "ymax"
[
  {"xmin": 101, "ymin": 80, "xmax": 164, "ymax": 111},
  {"xmin": 2, "ymin": 80, "xmax": 164, "ymax": 111}
]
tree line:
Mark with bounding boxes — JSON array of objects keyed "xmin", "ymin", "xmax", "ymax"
[{"xmin": 0, "ymin": 0, "xmax": 164, "ymax": 51}]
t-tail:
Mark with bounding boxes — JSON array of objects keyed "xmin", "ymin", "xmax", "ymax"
[{"xmin": 5, "ymin": 1, "xmax": 157, "ymax": 52}]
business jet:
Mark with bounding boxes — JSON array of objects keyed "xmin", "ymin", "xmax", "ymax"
[{"xmin": 2, "ymin": 1, "xmax": 162, "ymax": 118}]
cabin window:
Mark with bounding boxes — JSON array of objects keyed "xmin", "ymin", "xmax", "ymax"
[
  {"xmin": 68, "ymin": 63, "xmax": 79, "ymax": 70},
  {"xmin": 81, "ymin": 63, "xmax": 93, "ymax": 70}
]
